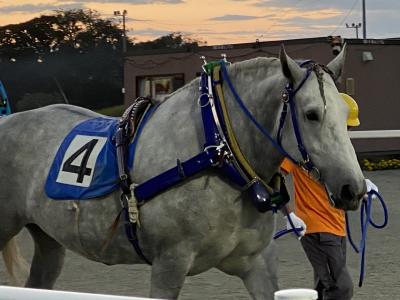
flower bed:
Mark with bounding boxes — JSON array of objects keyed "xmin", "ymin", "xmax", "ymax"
[{"xmin": 361, "ymin": 158, "xmax": 400, "ymax": 171}]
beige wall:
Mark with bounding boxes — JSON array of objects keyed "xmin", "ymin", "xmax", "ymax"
[{"xmin": 124, "ymin": 37, "xmax": 400, "ymax": 154}]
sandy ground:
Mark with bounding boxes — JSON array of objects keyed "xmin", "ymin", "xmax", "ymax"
[{"xmin": 0, "ymin": 169, "xmax": 398, "ymax": 299}]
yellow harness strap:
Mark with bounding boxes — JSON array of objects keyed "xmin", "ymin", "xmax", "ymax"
[{"xmin": 213, "ymin": 66, "xmax": 273, "ymax": 194}]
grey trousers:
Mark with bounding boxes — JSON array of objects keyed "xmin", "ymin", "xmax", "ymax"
[{"xmin": 300, "ymin": 233, "xmax": 353, "ymax": 300}]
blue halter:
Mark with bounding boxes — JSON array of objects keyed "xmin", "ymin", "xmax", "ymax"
[{"xmin": 220, "ymin": 60, "xmax": 320, "ymax": 181}]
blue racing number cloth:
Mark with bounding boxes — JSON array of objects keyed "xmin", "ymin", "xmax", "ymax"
[{"xmin": 46, "ymin": 117, "xmax": 133, "ymax": 200}]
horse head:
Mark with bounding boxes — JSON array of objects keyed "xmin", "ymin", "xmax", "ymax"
[{"xmin": 279, "ymin": 45, "xmax": 366, "ymax": 211}]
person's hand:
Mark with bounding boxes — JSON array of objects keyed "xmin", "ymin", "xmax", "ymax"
[
  {"xmin": 364, "ymin": 178, "xmax": 378, "ymax": 200},
  {"xmin": 285, "ymin": 212, "xmax": 307, "ymax": 238}
]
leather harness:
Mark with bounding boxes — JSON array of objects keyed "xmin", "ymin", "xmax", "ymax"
[{"xmin": 113, "ymin": 59, "xmax": 326, "ymax": 264}]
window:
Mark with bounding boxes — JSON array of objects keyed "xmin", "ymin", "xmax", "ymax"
[{"xmin": 137, "ymin": 74, "xmax": 184, "ymax": 102}]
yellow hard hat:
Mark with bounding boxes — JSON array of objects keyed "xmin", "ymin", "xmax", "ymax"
[{"xmin": 340, "ymin": 93, "xmax": 360, "ymax": 127}]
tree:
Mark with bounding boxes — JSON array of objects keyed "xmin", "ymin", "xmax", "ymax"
[
  {"xmin": 0, "ymin": 9, "xmax": 125, "ymax": 59},
  {"xmin": 132, "ymin": 32, "xmax": 205, "ymax": 51},
  {"xmin": 0, "ymin": 9, "xmax": 125, "ymax": 110},
  {"xmin": 0, "ymin": 10, "xmax": 206, "ymax": 111}
]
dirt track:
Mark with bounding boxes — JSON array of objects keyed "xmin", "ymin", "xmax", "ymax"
[{"xmin": 1, "ymin": 169, "xmax": 398, "ymax": 299}]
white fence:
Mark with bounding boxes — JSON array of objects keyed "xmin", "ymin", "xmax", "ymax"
[
  {"xmin": 274, "ymin": 288, "xmax": 317, "ymax": 300},
  {"xmin": 349, "ymin": 130, "xmax": 400, "ymax": 139},
  {"xmin": 0, "ymin": 286, "xmax": 156, "ymax": 300}
]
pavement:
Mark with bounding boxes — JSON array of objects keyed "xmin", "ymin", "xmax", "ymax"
[{"xmin": 0, "ymin": 169, "xmax": 398, "ymax": 299}]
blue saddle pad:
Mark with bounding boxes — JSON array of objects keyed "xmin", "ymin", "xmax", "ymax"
[{"xmin": 45, "ymin": 117, "xmax": 136, "ymax": 200}]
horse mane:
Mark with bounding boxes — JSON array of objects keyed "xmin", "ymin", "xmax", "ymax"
[
  {"xmin": 228, "ymin": 56, "xmax": 280, "ymax": 74},
  {"xmin": 162, "ymin": 56, "xmax": 281, "ymax": 103}
]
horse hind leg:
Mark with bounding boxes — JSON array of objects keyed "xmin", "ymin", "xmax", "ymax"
[
  {"xmin": 0, "ymin": 219, "xmax": 29, "ymax": 286},
  {"xmin": 25, "ymin": 224, "xmax": 66, "ymax": 289},
  {"xmin": 1, "ymin": 237, "xmax": 30, "ymax": 286}
]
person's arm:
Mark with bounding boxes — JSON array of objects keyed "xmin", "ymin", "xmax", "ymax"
[{"xmin": 279, "ymin": 161, "xmax": 307, "ymax": 237}]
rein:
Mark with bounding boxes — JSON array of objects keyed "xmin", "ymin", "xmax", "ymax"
[{"xmin": 346, "ymin": 190, "xmax": 388, "ymax": 287}]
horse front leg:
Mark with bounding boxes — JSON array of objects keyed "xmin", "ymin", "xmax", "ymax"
[
  {"xmin": 149, "ymin": 248, "xmax": 192, "ymax": 299},
  {"xmin": 239, "ymin": 240, "xmax": 279, "ymax": 300}
]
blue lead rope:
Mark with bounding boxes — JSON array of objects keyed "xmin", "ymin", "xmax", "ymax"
[{"xmin": 346, "ymin": 190, "xmax": 388, "ymax": 287}]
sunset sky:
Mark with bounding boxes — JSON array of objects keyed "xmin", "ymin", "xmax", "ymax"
[{"xmin": 0, "ymin": 0, "xmax": 399, "ymax": 45}]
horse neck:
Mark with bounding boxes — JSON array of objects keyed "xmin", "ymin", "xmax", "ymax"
[{"xmin": 222, "ymin": 58, "xmax": 287, "ymax": 180}]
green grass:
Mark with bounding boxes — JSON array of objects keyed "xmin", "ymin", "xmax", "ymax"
[{"xmin": 95, "ymin": 104, "xmax": 125, "ymax": 117}]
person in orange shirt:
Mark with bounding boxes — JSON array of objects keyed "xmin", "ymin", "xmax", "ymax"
[{"xmin": 280, "ymin": 94, "xmax": 378, "ymax": 300}]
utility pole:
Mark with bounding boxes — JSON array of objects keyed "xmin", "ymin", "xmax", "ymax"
[
  {"xmin": 114, "ymin": 10, "xmax": 128, "ymax": 53},
  {"xmin": 346, "ymin": 23, "xmax": 362, "ymax": 39},
  {"xmin": 362, "ymin": 0, "xmax": 366, "ymax": 39}
]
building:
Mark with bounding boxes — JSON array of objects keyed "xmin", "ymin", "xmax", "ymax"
[{"xmin": 124, "ymin": 36, "xmax": 400, "ymax": 155}]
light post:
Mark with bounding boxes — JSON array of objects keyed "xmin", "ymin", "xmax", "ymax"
[
  {"xmin": 346, "ymin": 23, "xmax": 362, "ymax": 39},
  {"xmin": 362, "ymin": 0, "xmax": 366, "ymax": 39},
  {"xmin": 114, "ymin": 10, "xmax": 128, "ymax": 53}
]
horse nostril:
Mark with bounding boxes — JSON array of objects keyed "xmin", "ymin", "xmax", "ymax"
[{"xmin": 340, "ymin": 184, "xmax": 355, "ymax": 201}]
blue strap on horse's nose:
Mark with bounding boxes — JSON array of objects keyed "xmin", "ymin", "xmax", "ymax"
[{"xmin": 346, "ymin": 190, "xmax": 388, "ymax": 287}]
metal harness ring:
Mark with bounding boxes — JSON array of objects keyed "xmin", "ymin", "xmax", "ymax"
[{"xmin": 198, "ymin": 93, "xmax": 212, "ymax": 107}]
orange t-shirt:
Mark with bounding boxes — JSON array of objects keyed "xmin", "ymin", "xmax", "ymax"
[{"xmin": 280, "ymin": 158, "xmax": 345, "ymax": 236}]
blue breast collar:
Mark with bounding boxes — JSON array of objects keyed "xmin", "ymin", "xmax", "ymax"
[
  {"xmin": 133, "ymin": 72, "xmax": 247, "ymax": 201},
  {"xmin": 132, "ymin": 60, "xmax": 290, "ymax": 214}
]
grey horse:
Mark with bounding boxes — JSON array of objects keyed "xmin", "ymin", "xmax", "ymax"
[{"xmin": 0, "ymin": 47, "xmax": 365, "ymax": 299}]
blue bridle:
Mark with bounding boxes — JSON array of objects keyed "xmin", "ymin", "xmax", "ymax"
[{"xmin": 220, "ymin": 60, "xmax": 321, "ymax": 181}]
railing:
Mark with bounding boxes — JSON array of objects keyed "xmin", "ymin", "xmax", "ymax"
[
  {"xmin": 349, "ymin": 130, "xmax": 400, "ymax": 139},
  {"xmin": 0, "ymin": 286, "xmax": 157, "ymax": 300}
]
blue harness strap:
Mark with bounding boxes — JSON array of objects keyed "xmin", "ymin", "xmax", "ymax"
[
  {"xmin": 133, "ymin": 71, "xmax": 247, "ymax": 203},
  {"xmin": 134, "ymin": 150, "xmax": 222, "ymax": 202}
]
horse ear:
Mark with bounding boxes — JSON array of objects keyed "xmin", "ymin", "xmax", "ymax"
[
  {"xmin": 327, "ymin": 44, "xmax": 347, "ymax": 82},
  {"xmin": 279, "ymin": 44, "xmax": 304, "ymax": 83}
]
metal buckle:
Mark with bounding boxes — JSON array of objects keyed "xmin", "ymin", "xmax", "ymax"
[
  {"xmin": 204, "ymin": 143, "xmax": 227, "ymax": 167},
  {"xmin": 282, "ymin": 91, "xmax": 290, "ymax": 103},
  {"xmin": 200, "ymin": 56, "xmax": 208, "ymax": 73},
  {"xmin": 299, "ymin": 158, "xmax": 320, "ymax": 182},
  {"xmin": 198, "ymin": 93, "xmax": 212, "ymax": 107},
  {"xmin": 308, "ymin": 167, "xmax": 321, "ymax": 181}
]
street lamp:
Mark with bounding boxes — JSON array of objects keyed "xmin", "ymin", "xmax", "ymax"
[
  {"xmin": 346, "ymin": 22, "xmax": 362, "ymax": 39},
  {"xmin": 114, "ymin": 10, "xmax": 128, "ymax": 53}
]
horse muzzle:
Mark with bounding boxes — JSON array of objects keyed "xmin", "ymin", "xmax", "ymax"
[{"xmin": 325, "ymin": 183, "xmax": 365, "ymax": 211}]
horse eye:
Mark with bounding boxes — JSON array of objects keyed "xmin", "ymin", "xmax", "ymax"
[{"xmin": 306, "ymin": 111, "xmax": 320, "ymax": 122}]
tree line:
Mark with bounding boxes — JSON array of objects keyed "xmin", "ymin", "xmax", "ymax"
[{"xmin": 0, "ymin": 9, "xmax": 201, "ymax": 111}]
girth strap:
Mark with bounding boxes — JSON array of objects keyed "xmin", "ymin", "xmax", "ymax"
[{"xmin": 115, "ymin": 97, "xmax": 154, "ymax": 265}]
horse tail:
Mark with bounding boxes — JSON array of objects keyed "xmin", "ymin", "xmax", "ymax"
[{"xmin": 2, "ymin": 237, "xmax": 29, "ymax": 286}]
